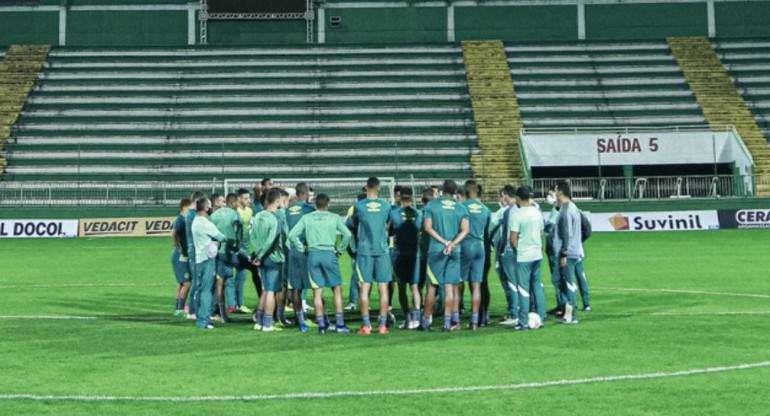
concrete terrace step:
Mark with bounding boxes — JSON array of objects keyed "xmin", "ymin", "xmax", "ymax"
[{"xmin": 33, "ymin": 81, "xmax": 468, "ymax": 92}]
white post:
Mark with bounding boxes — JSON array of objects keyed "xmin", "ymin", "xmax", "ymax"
[
  {"xmin": 58, "ymin": 6, "xmax": 67, "ymax": 46},
  {"xmin": 318, "ymin": 7, "xmax": 326, "ymax": 44},
  {"xmin": 187, "ymin": 8, "xmax": 196, "ymax": 45},
  {"xmin": 447, "ymin": 3, "xmax": 455, "ymax": 42},
  {"xmin": 577, "ymin": 1, "xmax": 586, "ymax": 41},
  {"xmin": 707, "ymin": 0, "xmax": 716, "ymax": 38}
]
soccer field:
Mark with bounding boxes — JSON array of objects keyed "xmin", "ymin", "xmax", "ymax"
[{"xmin": 1, "ymin": 230, "xmax": 769, "ymax": 415}]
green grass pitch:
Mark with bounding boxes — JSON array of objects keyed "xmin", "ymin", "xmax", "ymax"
[{"xmin": 1, "ymin": 230, "xmax": 769, "ymax": 415}]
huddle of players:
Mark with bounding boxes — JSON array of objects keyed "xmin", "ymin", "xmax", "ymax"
[{"xmin": 170, "ymin": 176, "xmax": 591, "ymax": 333}]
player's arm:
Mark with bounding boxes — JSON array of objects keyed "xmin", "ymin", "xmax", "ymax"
[
  {"xmin": 336, "ymin": 217, "xmax": 353, "ymax": 256},
  {"xmin": 255, "ymin": 217, "xmax": 278, "ymax": 260},
  {"xmin": 288, "ymin": 217, "xmax": 307, "ymax": 253},
  {"xmin": 510, "ymin": 213, "xmax": 520, "ymax": 250},
  {"xmin": 203, "ymin": 220, "xmax": 226, "ymax": 244},
  {"xmin": 171, "ymin": 228, "xmax": 183, "ymax": 253},
  {"xmin": 448, "ymin": 218, "xmax": 470, "ymax": 254},
  {"xmin": 557, "ymin": 209, "xmax": 570, "ymax": 266},
  {"xmin": 423, "ymin": 217, "xmax": 447, "ymax": 246}
]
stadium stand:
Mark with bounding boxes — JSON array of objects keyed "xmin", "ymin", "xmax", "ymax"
[
  {"xmin": 0, "ymin": 45, "xmax": 50, "ymax": 181},
  {"xmin": 506, "ymin": 40, "xmax": 707, "ymax": 130},
  {"xmin": 668, "ymin": 37, "xmax": 770, "ymax": 195},
  {"xmin": 462, "ymin": 40, "xmax": 525, "ymax": 194},
  {"xmin": 713, "ymin": 39, "xmax": 770, "ymax": 145},
  {"xmin": 1, "ymin": 45, "xmax": 477, "ymax": 182}
]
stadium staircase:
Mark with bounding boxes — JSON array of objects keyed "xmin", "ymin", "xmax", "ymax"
[
  {"xmin": 505, "ymin": 40, "xmax": 707, "ymax": 130},
  {"xmin": 1, "ymin": 46, "xmax": 477, "ymax": 183},
  {"xmin": 668, "ymin": 37, "xmax": 770, "ymax": 196},
  {"xmin": 462, "ymin": 40, "xmax": 526, "ymax": 194},
  {"xmin": 0, "ymin": 45, "xmax": 50, "ymax": 181}
]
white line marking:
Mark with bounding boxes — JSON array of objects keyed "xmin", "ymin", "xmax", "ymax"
[
  {"xmin": 593, "ymin": 286, "xmax": 770, "ymax": 300},
  {"xmin": 1, "ymin": 360, "xmax": 768, "ymax": 402},
  {"xmin": 0, "ymin": 283, "xmax": 165, "ymax": 289},
  {"xmin": 0, "ymin": 315, "xmax": 174, "ymax": 321}
]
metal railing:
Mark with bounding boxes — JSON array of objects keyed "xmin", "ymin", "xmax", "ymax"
[
  {"xmin": 531, "ymin": 175, "xmax": 758, "ymax": 201},
  {"xmin": 0, "ymin": 174, "xmax": 761, "ymax": 208}
]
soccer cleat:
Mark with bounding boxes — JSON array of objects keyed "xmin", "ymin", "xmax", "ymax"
[
  {"xmin": 238, "ymin": 305, "xmax": 253, "ymax": 314},
  {"xmin": 546, "ymin": 307, "xmax": 561, "ymax": 316},
  {"xmin": 479, "ymin": 320, "xmax": 488, "ymax": 328},
  {"xmin": 252, "ymin": 312, "xmax": 259, "ymax": 323},
  {"xmin": 273, "ymin": 321, "xmax": 284, "ymax": 329},
  {"xmin": 336, "ymin": 325, "xmax": 352, "ymax": 334},
  {"xmin": 378, "ymin": 325, "xmax": 389, "ymax": 335},
  {"xmin": 344, "ymin": 302, "xmax": 356, "ymax": 311},
  {"xmin": 499, "ymin": 317, "xmax": 518, "ymax": 326},
  {"xmin": 513, "ymin": 324, "xmax": 529, "ymax": 332},
  {"xmin": 173, "ymin": 309, "xmax": 185, "ymax": 317},
  {"xmin": 305, "ymin": 319, "xmax": 318, "ymax": 328},
  {"xmin": 299, "ymin": 323, "xmax": 308, "ymax": 333},
  {"xmin": 186, "ymin": 313, "xmax": 197, "ymax": 320},
  {"xmin": 387, "ymin": 311, "xmax": 397, "ymax": 328},
  {"xmin": 407, "ymin": 320, "xmax": 421, "ymax": 330},
  {"xmin": 318, "ymin": 327, "xmax": 326, "ymax": 335},
  {"xmin": 202, "ymin": 324, "xmax": 215, "ymax": 330},
  {"xmin": 583, "ymin": 305, "xmax": 592, "ymax": 312},
  {"xmin": 451, "ymin": 322, "xmax": 461, "ymax": 332},
  {"xmin": 184, "ymin": 306, "xmax": 190, "ymax": 313},
  {"xmin": 227, "ymin": 307, "xmax": 238, "ymax": 314},
  {"xmin": 211, "ymin": 315, "xmax": 225, "ymax": 324},
  {"xmin": 358, "ymin": 326, "xmax": 372, "ymax": 335},
  {"xmin": 416, "ymin": 325, "xmax": 432, "ymax": 332},
  {"xmin": 262, "ymin": 326, "xmax": 275, "ymax": 332},
  {"xmin": 398, "ymin": 321, "xmax": 410, "ymax": 330},
  {"xmin": 285, "ymin": 305, "xmax": 294, "ymax": 313},
  {"xmin": 281, "ymin": 318, "xmax": 293, "ymax": 327},
  {"xmin": 253, "ymin": 323, "xmax": 263, "ymax": 331},
  {"xmin": 561, "ymin": 318, "xmax": 579, "ymax": 325},
  {"xmin": 470, "ymin": 323, "xmax": 478, "ymax": 331}
]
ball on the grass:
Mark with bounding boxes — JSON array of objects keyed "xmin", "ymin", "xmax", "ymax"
[{"xmin": 528, "ymin": 312, "xmax": 542, "ymax": 329}]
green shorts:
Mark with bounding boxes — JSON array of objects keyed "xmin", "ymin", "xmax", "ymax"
[
  {"xmin": 308, "ymin": 250, "xmax": 342, "ymax": 288},
  {"xmin": 287, "ymin": 249, "xmax": 310, "ymax": 290},
  {"xmin": 460, "ymin": 240, "xmax": 485, "ymax": 283},
  {"xmin": 355, "ymin": 253, "xmax": 393, "ymax": 284},
  {"xmin": 426, "ymin": 250, "xmax": 461, "ymax": 286},
  {"xmin": 260, "ymin": 259, "xmax": 284, "ymax": 292}
]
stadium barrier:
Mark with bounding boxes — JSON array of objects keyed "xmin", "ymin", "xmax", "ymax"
[{"xmin": 3, "ymin": 207, "xmax": 769, "ymax": 239}]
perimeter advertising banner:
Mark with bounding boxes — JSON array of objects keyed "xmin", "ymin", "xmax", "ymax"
[
  {"xmin": 0, "ymin": 220, "xmax": 78, "ymax": 238},
  {"xmin": 717, "ymin": 209, "xmax": 770, "ymax": 229},
  {"xmin": 79, "ymin": 217, "xmax": 175, "ymax": 238},
  {"xmin": 589, "ymin": 210, "xmax": 721, "ymax": 232}
]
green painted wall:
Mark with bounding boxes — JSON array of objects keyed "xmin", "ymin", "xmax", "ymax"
[
  {"xmin": 208, "ymin": 20, "xmax": 306, "ymax": 45},
  {"xmin": 455, "ymin": 6, "xmax": 577, "ymax": 42},
  {"xmin": 66, "ymin": 10, "xmax": 188, "ymax": 46},
  {"xmin": 715, "ymin": 1, "xmax": 770, "ymax": 38},
  {"xmin": 0, "ymin": 11, "xmax": 58, "ymax": 47},
  {"xmin": 585, "ymin": 3, "xmax": 708, "ymax": 40},
  {"xmin": 323, "ymin": 7, "xmax": 446, "ymax": 43}
]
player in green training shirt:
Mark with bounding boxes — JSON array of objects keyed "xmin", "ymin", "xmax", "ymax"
[
  {"xmin": 351, "ymin": 177, "xmax": 392, "ymax": 335},
  {"xmin": 510, "ymin": 186, "xmax": 546, "ymax": 331},
  {"xmin": 460, "ymin": 180, "xmax": 491, "ymax": 331},
  {"xmin": 171, "ymin": 198, "xmax": 192, "ymax": 317},
  {"xmin": 250, "ymin": 189, "xmax": 288, "ymax": 332},
  {"xmin": 286, "ymin": 182, "xmax": 317, "ymax": 332},
  {"xmin": 421, "ymin": 180, "xmax": 469, "ymax": 332},
  {"xmin": 288, "ymin": 193, "xmax": 353, "ymax": 334},
  {"xmin": 210, "ymin": 193, "xmax": 247, "ymax": 323}
]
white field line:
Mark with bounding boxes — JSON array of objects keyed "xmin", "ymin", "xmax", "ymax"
[
  {"xmin": 0, "ymin": 283, "xmax": 166, "ymax": 289},
  {"xmin": 592, "ymin": 286, "xmax": 770, "ymax": 300},
  {"xmin": 1, "ymin": 360, "xmax": 768, "ymax": 402}
]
